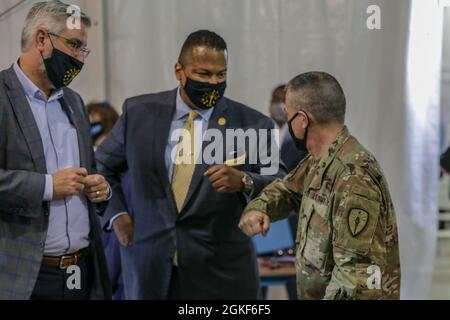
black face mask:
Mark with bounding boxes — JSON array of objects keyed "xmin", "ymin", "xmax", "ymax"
[
  {"xmin": 90, "ymin": 122, "xmax": 104, "ymax": 142},
  {"xmin": 288, "ymin": 111, "xmax": 310, "ymax": 152},
  {"xmin": 42, "ymin": 36, "xmax": 84, "ymax": 89},
  {"xmin": 184, "ymin": 77, "xmax": 227, "ymax": 109}
]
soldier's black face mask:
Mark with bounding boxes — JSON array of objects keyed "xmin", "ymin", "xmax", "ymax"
[
  {"xmin": 42, "ymin": 35, "xmax": 84, "ymax": 89},
  {"xmin": 288, "ymin": 111, "xmax": 310, "ymax": 152},
  {"xmin": 183, "ymin": 75, "xmax": 227, "ymax": 110}
]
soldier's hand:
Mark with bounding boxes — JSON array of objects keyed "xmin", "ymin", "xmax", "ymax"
[
  {"xmin": 204, "ymin": 165, "xmax": 245, "ymax": 193},
  {"xmin": 239, "ymin": 210, "xmax": 271, "ymax": 237},
  {"xmin": 52, "ymin": 168, "xmax": 88, "ymax": 200},
  {"xmin": 113, "ymin": 214, "xmax": 134, "ymax": 247}
]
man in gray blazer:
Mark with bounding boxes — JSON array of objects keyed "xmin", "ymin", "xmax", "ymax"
[
  {"xmin": 96, "ymin": 30, "xmax": 286, "ymax": 300},
  {"xmin": 0, "ymin": 1, "xmax": 111, "ymax": 300}
]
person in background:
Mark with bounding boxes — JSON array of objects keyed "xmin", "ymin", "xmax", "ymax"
[
  {"xmin": 87, "ymin": 101, "xmax": 125, "ymax": 300},
  {"xmin": 87, "ymin": 102, "xmax": 119, "ymax": 148},
  {"xmin": 268, "ymin": 85, "xmax": 309, "ymax": 172},
  {"xmin": 269, "ymin": 85, "xmax": 289, "ymax": 143}
]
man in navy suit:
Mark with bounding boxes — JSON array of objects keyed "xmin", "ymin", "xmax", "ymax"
[{"xmin": 96, "ymin": 30, "xmax": 286, "ymax": 299}]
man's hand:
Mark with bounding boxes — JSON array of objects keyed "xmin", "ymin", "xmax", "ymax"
[
  {"xmin": 52, "ymin": 168, "xmax": 88, "ymax": 200},
  {"xmin": 84, "ymin": 174, "xmax": 109, "ymax": 203},
  {"xmin": 113, "ymin": 214, "xmax": 134, "ymax": 247},
  {"xmin": 204, "ymin": 165, "xmax": 245, "ymax": 193},
  {"xmin": 239, "ymin": 210, "xmax": 271, "ymax": 237}
]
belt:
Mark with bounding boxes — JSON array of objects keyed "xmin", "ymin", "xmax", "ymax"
[{"xmin": 42, "ymin": 248, "xmax": 90, "ymax": 270}]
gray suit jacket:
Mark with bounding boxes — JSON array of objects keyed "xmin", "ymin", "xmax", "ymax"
[
  {"xmin": 96, "ymin": 89, "xmax": 286, "ymax": 299},
  {"xmin": 0, "ymin": 65, "xmax": 111, "ymax": 300}
]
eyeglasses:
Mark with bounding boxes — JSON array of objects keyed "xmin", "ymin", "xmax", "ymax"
[{"xmin": 48, "ymin": 32, "xmax": 91, "ymax": 59}]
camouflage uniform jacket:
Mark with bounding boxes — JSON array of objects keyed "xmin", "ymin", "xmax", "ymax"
[{"xmin": 244, "ymin": 127, "xmax": 401, "ymax": 300}]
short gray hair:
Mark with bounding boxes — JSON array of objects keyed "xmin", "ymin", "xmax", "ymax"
[
  {"xmin": 287, "ymin": 72, "xmax": 346, "ymax": 125},
  {"xmin": 21, "ymin": 1, "xmax": 91, "ymax": 52}
]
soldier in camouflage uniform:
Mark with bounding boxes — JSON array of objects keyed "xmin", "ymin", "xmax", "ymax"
[{"xmin": 239, "ymin": 72, "xmax": 401, "ymax": 300}]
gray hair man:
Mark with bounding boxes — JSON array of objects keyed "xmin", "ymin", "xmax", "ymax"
[{"xmin": 0, "ymin": 1, "xmax": 111, "ymax": 300}]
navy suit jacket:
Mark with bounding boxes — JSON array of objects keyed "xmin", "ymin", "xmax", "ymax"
[{"xmin": 96, "ymin": 89, "xmax": 286, "ymax": 299}]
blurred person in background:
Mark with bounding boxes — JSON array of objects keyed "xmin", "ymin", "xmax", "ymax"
[
  {"xmin": 87, "ymin": 101, "xmax": 119, "ymax": 149},
  {"xmin": 269, "ymin": 85, "xmax": 289, "ymax": 143},
  {"xmin": 268, "ymin": 85, "xmax": 308, "ymax": 172}
]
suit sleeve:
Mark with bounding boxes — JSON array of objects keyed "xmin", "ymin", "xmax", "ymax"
[
  {"xmin": 95, "ymin": 100, "xmax": 130, "ymax": 230},
  {"xmin": 441, "ymin": 146, "xmax": 450, "ymax": 172},
  {"xmin": 246, "ymin": 117, "xmax": 288, "ymax": 198},
  {"xmin": 0, "ymin": 101, "xmax": 46, "ymax": 218},
  {"xmin": 0, "ymin": 169, "xmax": 46, "ymax": 218}
]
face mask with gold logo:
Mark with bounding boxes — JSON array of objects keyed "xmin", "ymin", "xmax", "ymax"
[
  {"xmin": 183, "ymin": 77, "xmax": 227, "ymax": 110},
  {"xmin": 42, "ymin": 38, "xmax": 84, "ymax": 89}
]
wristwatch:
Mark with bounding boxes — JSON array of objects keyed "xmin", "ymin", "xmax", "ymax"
[{"xmin": 241, "ymin": 173, "xmax": 254, "ymax": 195}]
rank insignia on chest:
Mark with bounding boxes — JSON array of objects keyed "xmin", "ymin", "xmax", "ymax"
[{"xmin": 348, "ymin": 209, "xmax": 369, "ymax": 237}]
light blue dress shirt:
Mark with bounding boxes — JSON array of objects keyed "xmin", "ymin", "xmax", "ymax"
[
  {"xmin": 164, "ymin": 89, "xmax": 214, "ymax": 181},
  {"xmin": 14, "ymin": 62, "xmax": 90, "ymax": 257}
]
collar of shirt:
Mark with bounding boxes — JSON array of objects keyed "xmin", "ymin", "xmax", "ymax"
[
  {"xmin": 308, "ymin": 126, "xmax": 351, "ymax": 190},
  {"xmin": 13, "ymin": 61, "xmax": 64, "ymax": 103},
  {"xmin": 174, "ymin": 87, "xmax": 214, "ymax": 122}
]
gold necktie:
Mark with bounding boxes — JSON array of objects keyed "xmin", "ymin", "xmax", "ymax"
[{"xmin": 172, "ymin": 111, "xmax": 198, "ymax": 212}]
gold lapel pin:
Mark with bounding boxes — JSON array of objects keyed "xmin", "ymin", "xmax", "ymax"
[{"xmin": 218, "ymin": 117, "xmax": 227, "ymax": 126}]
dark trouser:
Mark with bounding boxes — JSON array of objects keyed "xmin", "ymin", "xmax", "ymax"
[
  {"xmin": 167, "ymin": 267, "xmax": 181, "ymax": 300},
  {"xmin": 31, "ymin": 255, "xmax": 93, "ymax": 300}
]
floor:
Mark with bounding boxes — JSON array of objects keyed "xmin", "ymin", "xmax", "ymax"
[{"xmin": 429, "ymin": 238, "xmax": 450, "ymax": 300}]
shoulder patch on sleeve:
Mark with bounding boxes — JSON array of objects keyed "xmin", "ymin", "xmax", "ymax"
[
  {"xmin": 334, "ymin": 188, "xmax": 381, "ymax": 256},
  {"xmin": 348, "ymin": 208, "xmax": 369, "ymax": 237}
]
